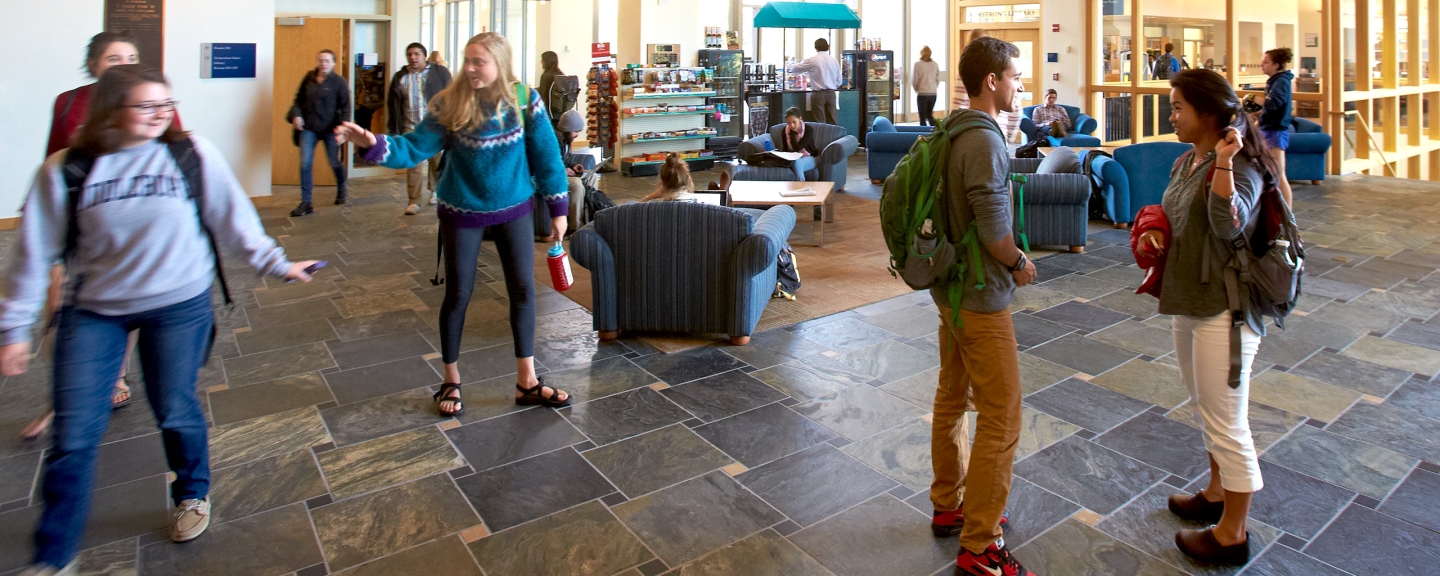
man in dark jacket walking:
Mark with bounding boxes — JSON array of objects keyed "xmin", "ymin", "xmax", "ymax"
[
  {"xmin": 287, "ymin": 49, "xmax": 352, "ymax": 216},
  {"xmin": 389, "ymin": 42, "xmax": 453, "ymax": 215}
]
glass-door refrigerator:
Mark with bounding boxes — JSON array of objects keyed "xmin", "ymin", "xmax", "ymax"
[
  {"xmin": 698, "ymin": 49, "xmax": 745, "ymax": 159},
  {"xmin": 842, "ymin": 49, "xmax": 894, "ymax": 146}
]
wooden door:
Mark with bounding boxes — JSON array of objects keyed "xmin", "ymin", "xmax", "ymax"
[
  {"xmin": 985, "ymin": 29, "xmax": 1042, "ymax": 109},
  {"xmin": 273, "ymin": 18, "xmax": 346, "ymax": 186}
]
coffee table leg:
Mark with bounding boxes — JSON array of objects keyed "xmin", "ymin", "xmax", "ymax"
[
  {"xmin": 824, "ymin": 198, "xmax": 834, "ymax": 223},
  {"xmin": 816, "ymin": 210, "xmax": 824, "ymax": 247}
]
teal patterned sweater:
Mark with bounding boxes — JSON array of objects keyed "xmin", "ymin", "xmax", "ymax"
[{"xmin": 363, "ymin": 86, "xmax": 568, "ymax": 226}]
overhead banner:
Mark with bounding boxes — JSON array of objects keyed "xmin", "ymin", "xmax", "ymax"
[{"xmin": 105, "ymin": 0, "xmax": 164, "ymax": 70}]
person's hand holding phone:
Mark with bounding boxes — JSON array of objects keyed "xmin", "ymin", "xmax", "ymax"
[{"xmin": 285, "ymin": 261, "xmax": 326, "ymax": 284}]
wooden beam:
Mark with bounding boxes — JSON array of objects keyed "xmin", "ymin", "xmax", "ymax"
[
  {"xmin": 1409, "ymin": 94, "xmax": 1422, "ymax": 146},
  {"xmin": 1432, "ymin": 0, "xmax": 1440, "ymax": 85},
  {"xmin": 1226, "ymin": 0, "xmax": 1238, "ymax": 87},
  {"xmin": 1357, "ymin": 0, "xmax": 1372, "ymax": 93},
  {"xmin": 1382, "ymin": 0, "xmax": 1398, "ymax": 89},
  {"xmin": 1327, "ymin": 0, "xmax": 1343, "ymax": 175},
  {"xmin": 1132, "ymin": 0, "xmax": 1142, "ymax": 144},
  {"xmin": 1382, "ymin": 97, "xmax": 1399, "ymax": 151},
  {"xmin": 1409, "ymin": 0, "xmax": 1422, "ymax": 87}
]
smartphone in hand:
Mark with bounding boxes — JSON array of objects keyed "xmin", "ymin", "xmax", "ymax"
[{"xmin": 286, "ymin": 261, "xmax": 328, "ymax": 283}]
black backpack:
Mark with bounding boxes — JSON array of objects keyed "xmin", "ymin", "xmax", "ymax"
[
  {"xmin": 61, "ymin": 139, "xmax": 233, "ymax": 307},
  {"xmin": 581, "ymin": 183, "xmax": 616, "ymax": 225},
  {"xmin": 1082, "ymin": 150, "xmax": 1114, "ymax": 222},
  {"xmin": 773, "ymin": 245, "xmax": 800, "ymax": 300},
  {"xmin": 1155, "ymin": 54, "xmax": 1175, "ymax": 80}
]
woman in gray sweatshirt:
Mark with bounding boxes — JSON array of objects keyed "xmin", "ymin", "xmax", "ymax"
[{"xmin": 0, "ymin": 66, "xmax": 317, "ymax": 575}]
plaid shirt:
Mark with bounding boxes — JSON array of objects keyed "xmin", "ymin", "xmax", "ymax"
[{"xmin": 1032, "ymin": 104, "xmax": 1071, "ymax": 128}]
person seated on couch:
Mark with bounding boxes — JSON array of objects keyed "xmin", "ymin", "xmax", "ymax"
[
  {"xmin": 554, "ymin": 109, "xmax": 594, "ymax": 231},
  {"xmin": 780, "ymin": 106, "xmax": 822, "ymax": 174},
  {"xmin": 640, "ymin": 153, "xmax": 700, "ymax": 203},
  {"xmin": 1029, "ymin": 89, "xmax": 1071, "ymax": 141}
]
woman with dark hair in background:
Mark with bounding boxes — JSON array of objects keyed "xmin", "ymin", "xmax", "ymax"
[
  {"xmin": 538, "ymin": 50, "xmax": 562, "ymax": 110},
  {"xmin": 1250, "ymin": 47, "xmax": 1295, "ymax": 205},
  {"xmin": 286, "ymin": 49, "xmax": 352, "ymax": 217},
  {"xmin": 4, "ymin": 65, "xmax": 317, "ymax": 576},
  {"xmin": 1136, "ymin": 68, "xmax": 1278, "ymax": 565},
  {"xmin": 777, "ymin": 106, "xmax": 821, "ymax": 181}
]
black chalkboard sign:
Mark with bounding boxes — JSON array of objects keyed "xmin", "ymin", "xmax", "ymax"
[{"xmin": 105, "ymin": 0, "xmax": 164, "ymax": 70}]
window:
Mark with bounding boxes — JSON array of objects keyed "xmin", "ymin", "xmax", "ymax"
[{"xmin": 1101, "ymin": 0, "xmax": 1131, "ymax": 85}]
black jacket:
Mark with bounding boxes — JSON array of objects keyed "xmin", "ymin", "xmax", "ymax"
[
  {"xmin": 1259, "ymin": 70, "xmax": 1294, "ymax": 132},
  {"xmin": 781, "ymin": 126, "xmax": 822, "ymax": 157},
  {"xmin": 288, "ymin": 70, "xmax": 351, "ymax": 134},
  {"xmin": 386, "ymin": 63, "xmax": 453, "ymax": 134}
]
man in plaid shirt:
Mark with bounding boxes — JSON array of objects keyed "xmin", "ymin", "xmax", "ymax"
[{"xmin": 1029, "ymin": 89, "xmax": 1071, "ymax": 141}]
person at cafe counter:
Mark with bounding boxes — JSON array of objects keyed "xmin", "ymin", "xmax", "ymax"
[{"xmin": 787, "ymin": 38, "xmax": 842, "ymax": 124}]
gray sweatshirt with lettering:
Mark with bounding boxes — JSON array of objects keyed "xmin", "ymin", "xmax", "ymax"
[{"xmin": 0, "ymin": 135, "xmax": 292, "ymax": 345}]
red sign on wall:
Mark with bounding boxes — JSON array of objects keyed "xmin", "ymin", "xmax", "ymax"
[{"xmin": 592, "ymin": 42, "xmax": 611, "ymax": 58}]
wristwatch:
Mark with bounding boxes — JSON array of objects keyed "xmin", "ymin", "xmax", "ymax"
[{"xmin": 1010, "ymin": 252, "xmax": 1028, "ymax": 273}]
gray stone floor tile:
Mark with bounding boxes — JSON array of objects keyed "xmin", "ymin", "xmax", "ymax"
[
  {"xmin": 669, "ymin": 529, "xmax": 836, "ymax": 576},
  {"xmin": 1377, "ymin": 468, "xmax": 1440, "ymax": 533},
  {"xmin": 1306, "ymin": 505, "xmax": 1440, "ymax": 574},
  {"xmin": 561, "ymin": 387, "xmax": 693, "ymax": 446},
  {"xmin": 1025, "ymin": 377, "xmax": 1152, "ymax": 434},
  {"xmin": 312, "ymin": 475, "xmax": 478, "ymax": 571},
  {"xmin": 612, "ymin": 471, "xmax": 783, "ymax": 566},
  {"xmin": 325, "ymin": 331, "xmax": 434, "ymax": 371},
  {"xmin": 1095, "ymin": 411, "xmax": 1210, "ymax": 479},
  {"xmin": 789, "ymin": 495, "xmax": 957, "ymax": 576},
  {"xmin": 857, "ymin": 303, "xmax": 943, "ymax": 339},
  {"xmin": 335, "ymin": 536, "xmax": 482, "ymax": 576},
  {"xmin": 1241, "ymin": 545, "xmax": 1353, "ymax": 576},
  {"xmin": 1327, "ymin": 401, "xmax": 1440, "ymax": 463},
  {"xmin": 209, "ymin": 449, "xmax": 327, "ymax": 523},
  {"xmin": 1032, "ymin": 301, "xmax": 1133, "ymax": 332},
  {"xmin": 446, "ymin": 408, "xmax": 586, "ymax": 472},
  {"xmin": 533, "ymin": 356, "xmax": 658, "ymax": 405},
  {"xmin": 1090, "ymin": 359, "xmax": 1190, "ymax": 409},
  {"xmin": 1088, "ymin": 319, "xmax": 1175, "ymax": 357},
  {"xmin": 1039, "ymin": 253, "xmax": 1119, "ymax": 274},
  {"xmin": 469, "ymin": 500, "xmax": 653, "ymax": 576},
  {"xmin": 1001, "ymin": 477, "xmax": 1082, "ymax": 548},
  {"xmin": 140, "ymin": 504, "xmax": 324, "ymax": 576},
  {"xmin": 1263, "ymin": 425, "xmax": 1417, "ymax": 500},
  {"xmin": 840, "ymin": 418, "xmax": 932, "ymax": 491},
  {"xmin": 750, "ymin": 361, "xmax": 870, "ymax": 402},
  {"xmin": 210, "ymin": 372, "xmax": 335, "ymax": 426},
  {"xmin": 1026, "ymin": 334, "xmax": 1139, "ymax": 376},
  {"xmin": 1256, "ymin": 330, "xmax": 1325, "ymax": 368},
  {"xmin": 1011, "ymin": 312, "xmax": 1076, "ymax": 348},
  {"xmin": 632, "ymin": 346, "xmax": 749, "ymax": 386},
  {"xmin": 454, "ymin": 448, "xmax": 613, "ymax": 532},
  {"xmin": 1384, "ymin": 377, "xmax": 1440, "ymax": 421},
  {"xmin": 738, "ymin": 444, "xmax": 896, "ymax": 526},
  {"xmin": 721, "ymin": 329, "xmax": 831, "ymax": 370},
  {"xmin": 1040, "ymin": 273, "xmax": 1127, "ymax": 300},
  {"xmin": 1188, "ymin": 460, "xmax": 1354, "ymax": 540},
  {"xmin": 792, "ymin": 317, "xmax": 902, "ymax": 352},
  {"xmin": 878, "ymin": 367, "xmax": 939, "ymax": 409},
  {"xmin": 1013, "ymin": 436, "xmax": 1169, "ymax": 514},
  {"xmin": 320, "ymin": 387, "xmax": 449, "ymax": 446},
  {"xmin": 792, "ymin": 383, "xmax": 925, "ymax": 441},
  {"xmin": 693, "ymin": 403, "xmax": 837, "ymax": 468},
  {"xmin": 1290, "ymin": 351, "xmax": 1413, "ymax": 397},
  {"xmin": 222, "ymin": 342, "xmax": 336, "ymax": 387},
  {"xmin": 582, "ymin": 424, "xmax": 732, "ymax": 498},
  {"xmin": 1014, "ymin": 518, "xmax": 1189, "ymax": 576},
  {"xmin": 0, "ymin": 452, "xmax": 38, "ymax": 505},
  {"xmin": 325, "ymin": 356, "xmax": 442, "ymax": 405},
  {"xmin": 1018, "ymin": 352, "xmax": 1080, "ymax": 396},
  {"xmin": 1095, "ymin": 485, "xmax": 1279, "ymax": 576},
  {"xmin": 659, "ymin": 370, "xmax": 788, "ymax": 423},
  {"xmin": 799, "ymin": 340, "xmax": 940, "ymax": 384},
  {"xmin": 235, "ymin": 320, "xmax": 339, "ymax": 355}
]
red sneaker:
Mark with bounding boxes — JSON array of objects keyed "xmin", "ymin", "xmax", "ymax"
[
  {"xmin": 954, "ymin": 539, "xmax": 1034, "ymax": 576},
  {"xmin": 932, "ymin": 505, "xmax": 1009, "ymax": 537}
]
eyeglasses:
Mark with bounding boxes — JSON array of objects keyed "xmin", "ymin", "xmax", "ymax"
[{"xmin": 124, "ymin": 101, "xmax": 179, "ymax": 115}]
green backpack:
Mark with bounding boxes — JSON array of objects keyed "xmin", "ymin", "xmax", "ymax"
[{"xmin": 879, "ymin": 112, "xmax": 1025, "ymax": 324}]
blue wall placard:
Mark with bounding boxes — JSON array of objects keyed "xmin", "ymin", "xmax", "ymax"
[
  {"xmin": 201, "ymin": 43, "xmax": 256, "ymax": 79},
  {"xmin": 1046, "ymin": 53, "xmax": 1058, "ymax": 63}
]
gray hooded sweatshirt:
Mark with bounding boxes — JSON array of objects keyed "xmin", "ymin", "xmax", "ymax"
[{"xmin": 0, "ymin": 135, "xmax": 292, "ymax": 345}]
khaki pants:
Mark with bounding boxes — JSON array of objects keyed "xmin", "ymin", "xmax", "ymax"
[
  {"xmin": 931, "ymin": 305, "xmax": 1023, "ymax": 553},
  {"xmin": 407, "ymin": 153, "xmax": 442, "ymax": 205},
  {"xmin": 567, "ymin": 177, "xmax": 587, "ymax": 231}
]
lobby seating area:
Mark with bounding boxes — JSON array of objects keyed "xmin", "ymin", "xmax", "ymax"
[{"xmin": 733, "ymin": 122, "xmax": 859, "ymax": 191}]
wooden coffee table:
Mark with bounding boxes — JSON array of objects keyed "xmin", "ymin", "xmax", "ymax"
[{"xmin": 728, "ymin": 181, "xmax": 835, "ymax": 246}]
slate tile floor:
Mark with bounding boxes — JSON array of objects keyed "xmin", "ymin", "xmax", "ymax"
[{"xmin": 2, "ymin": 171, "xmax": 1440, "ymax": 575}]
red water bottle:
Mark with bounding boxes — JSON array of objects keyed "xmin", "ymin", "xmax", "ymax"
[{"xmin": 547, "ymin": 242, "xmax": 574, "ymax": 291}]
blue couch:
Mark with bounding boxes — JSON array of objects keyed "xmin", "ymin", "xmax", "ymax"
[
  {"xmin": 1021, "ymin": 104, "xmax": 1102, "ymax": 147},
  {"xmin": 1076, "ymin": 150, "xmax": 1131, "ymax": 227},
  {"xmin": 1287, "ymin": 118, "xmax": 1331, "ymax": 184},
  {"xmin": 570, "ymin": 202, "xmax": 796, "ymax": 345},
  {"xmin": 734, "ymin": 122, "xmax": 859, "ymax": 192},
  {"xmin": 1112, "ymin": 141, "xmax": 1192, "ymax": 223},
  {"xmin": 865, "ymin": 116, "xmax": 931, "ymax": 182},
  {"xmin": 1010, "ymin": 157, "xmax": 1092, "ymax": 252}
]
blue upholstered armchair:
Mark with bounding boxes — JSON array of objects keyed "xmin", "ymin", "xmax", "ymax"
[
  {"xmin": 1010, "ymin": 158, "xmax": 1092, "ymax": 252},
  {"xmin": 734, "ymin": 123, "xmax": 859, "ymax": 191},
  {"xmin": 1021, "ymin": 104, "xmax": 1101, "ymax": 147},
  {"xmin": 1287, "ymin": 118, "xmax": 1331, "ymax": 184},
  {"xmin": 865, "ymin": 116, "xmax": 931, "ymax": 182},
  {"xmin": 1112, "ymin": 141, "xmax": 1192, "ymax": 223},
  {"xmin": 1079, "ymin": 150, "xmax": 1132, "ymax": 227},
  {"xmin": 570, "ymin": 202, "xmax": 797, "ymax": 345}
]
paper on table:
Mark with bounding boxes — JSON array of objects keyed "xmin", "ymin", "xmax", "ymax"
[
  {"xmin": 779, "ymin": 187, "xmax": 816, "ymax": 197},
  {"xmin": 764, "ymin": 150, "xmax": 805, "ymax": 162}
]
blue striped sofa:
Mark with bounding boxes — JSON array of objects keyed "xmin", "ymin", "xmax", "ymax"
[
  {"xmin": 1010, "ymin": 157, "xmax": 1092, "ymax": 252},
  {"xmin": 733, "ymin": 122, "xmax": 859, "ymax": 191},
  {"xmin": 570, "ymin": 202, "xmax": 797, "ymax": 345}
]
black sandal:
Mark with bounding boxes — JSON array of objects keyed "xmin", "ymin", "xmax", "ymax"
[
  {"xmin": 434, "ymin": 383, "xmax": 465, "ymax": 417},
  {"xmin": 516, "ymin": 377, "xmax": 571, "ymax": 408}
]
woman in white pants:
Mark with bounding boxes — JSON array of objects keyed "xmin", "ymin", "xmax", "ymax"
[{"xmin": 1136, "ymin": 68, "xmax": 1279, "ymax": 566}]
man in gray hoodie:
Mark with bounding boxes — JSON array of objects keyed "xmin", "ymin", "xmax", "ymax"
[{"xmin": 927, "ymin": 36, "xmax": 1037, "ymax": 576}]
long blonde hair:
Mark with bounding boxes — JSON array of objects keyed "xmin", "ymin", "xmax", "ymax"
[{"xmin": 432, "ymin": 32, "xmax": 520, "ymax": 132}]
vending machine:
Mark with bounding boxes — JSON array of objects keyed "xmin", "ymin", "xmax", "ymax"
[
  {"xmin": 698, "ymin": 49, "xmax": 745, "ymax": 159},
  {"xmin": 841, "ymin": 49, "xmax": 895, "ymax": 145}
]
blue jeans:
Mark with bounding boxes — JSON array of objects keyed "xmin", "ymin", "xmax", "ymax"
[
  {"xmin": 299, "ymin": 129, "xmax": 346, "ymax": 203},
  {"xmin": 791, "ymin": 155, "xmax": 817, "ymax": 181},
  {"xmin": 33, "ymin": 289, "xmax": 215, "ymax": 568}
]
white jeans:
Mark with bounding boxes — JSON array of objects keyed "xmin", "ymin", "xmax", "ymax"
[{"xmin": 1172, "ymin": 313, "xmax": 1264, "ymax": 493}]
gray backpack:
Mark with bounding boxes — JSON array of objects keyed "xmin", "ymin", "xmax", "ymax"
[{"xmin": 1189, "ymin": 151, "xmax": 1305, "ymax": 387}]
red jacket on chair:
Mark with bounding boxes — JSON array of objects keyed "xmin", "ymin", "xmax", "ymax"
[{"xmin": 1131, "ymin": 204, "xmax": 1171, "ymax": 298}]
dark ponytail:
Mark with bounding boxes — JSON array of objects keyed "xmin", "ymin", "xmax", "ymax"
[{"xmin": 1170, "ymin": 68, "xmax": 1280, "ymax": 181}]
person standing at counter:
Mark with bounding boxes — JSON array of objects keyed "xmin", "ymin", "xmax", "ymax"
[
  {"xmin": 788, "ymin": 38, "xmax": 841, "ymax": 125},
  {"xmin": 912, "ymin": 46, "xmax": 940, "ymax": 127}
]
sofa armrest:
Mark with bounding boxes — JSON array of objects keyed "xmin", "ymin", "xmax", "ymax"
[
  {"xmin": 863, "ymin": 131, "xmax": 923, "ymax": 153},
  {"xmin": 1009, "ymin": 158, "xmax": 1044, "ymax": 174},
  {"xmin": 735, "ymin": 205, "xmax": 796, "ymax": 277},
  {"xmin": 1286, "ymin": 132, "xmax": 1332, "ymax": 154},
  {"xmin": 819, "ymin": 134, "xmax": 859, "ymax": 166},
  {"xmin": 570, "ymin": 225, "xmax": 617, "ymax": 332},
  {"xmin": 895, "ymin": 125, "xmax": 932, "ymax": 133},
  {"xmin": 1074, "ymin": 114, "xmax": 1098, "ymax": 136},
  {"xmin": 1019, "ymin": 117, "xmax": 1038, "ymax": 140},
  {"xmin": 738, "ymin": 134, "xmax": 773, "ymax": 163}
]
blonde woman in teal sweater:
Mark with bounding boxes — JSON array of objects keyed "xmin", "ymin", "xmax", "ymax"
[{"xmin": 336, "ymin": 32, "xmax": 571, "ymax": 416}]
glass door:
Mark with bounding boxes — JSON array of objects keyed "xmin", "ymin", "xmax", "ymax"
[{"xmin": 865, "ymin": 52, "xmax": 894, "ymax": 124}]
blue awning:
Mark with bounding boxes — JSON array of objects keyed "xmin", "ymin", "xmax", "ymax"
[{"xmin": 753, "ymin": 2, "xmax": 861, "ymax": 29}]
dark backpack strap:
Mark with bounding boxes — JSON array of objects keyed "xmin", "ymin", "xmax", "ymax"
[
  {"xmin": 61, "ymin": 150, "xmax": 97, "ymax": 261},
  {"xmin": 431, "ymin": 225, "xmax": 446, "ymax": 286},
  {"xmin": 168, "ymin": 139, "xmax": 233, "ymax": 307}
]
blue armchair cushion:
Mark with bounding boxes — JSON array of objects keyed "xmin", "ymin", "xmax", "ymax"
[
  {"xmin": 737, "ymin": 123, "xmax": 858, "ymax": 191},
  {"xmin": 1113, "ymin": 141, "xmax": 1192, "ymax": 222},
  {"xmin": 1036, "ymin": 147, "xmax": 1082, "ymax": 174},
  {"xmin": 872, "ymin": 115, "xmax": 896, "ymax": 132}
]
